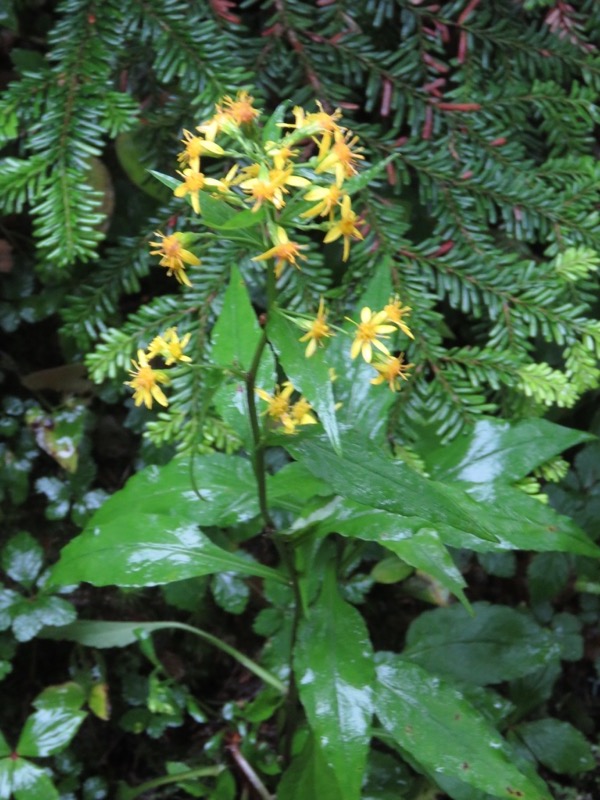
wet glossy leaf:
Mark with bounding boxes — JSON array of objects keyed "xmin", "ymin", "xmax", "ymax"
[
  {"xmin": 0, "ymin": 757, "xmax": 59, "ymax": 800},
  {"xmin": 51, "ymin": 451, "xmax": 272, "ymax": 588},
  {"xmin": 375, "ymin": 656, "xmax": 552, "ymax": 800},
  {"xmin": 403, "ymin": 602, "xmax": 562, "ymax": 685},
  {"xmin": 299, "ymin": 496, "xmax": 468, "ymax": 605},
  {"xmin": 277, "ymin": 733, "xmax": 345, "ymax": 800},
  {"xmin": 267, "ymin": 462, "xmax": 333, "ymax": 513},
  {"xmin": 417, "ymin": 417, "xmax": 593, "ymax": 485},
  {"xmin": 211, "ymin": 572, "xmax": 250, "ymax": 615},
  {"xmin": 52, "ymin": 522, "xmax": 279, "ymax": 588},
  {"xmin": 294, "ymin": 567, "xmax": 374, "ymax": 800},
  {"xmin": 25, "ymin": 403, "xmax": 87, "ymax": 473},
  {"xmin": 3, "ymin": 595, "xmax": 76, "ymax": 643},
  {"xmin": 286, "ymin": 431, "xmax": 497, "ymax": 542},
  {"xmin": 514, "ymin": 718, "xmax": 596, "ymax": 774},
  {"xmin": 17, "ymin": 701, "xmax": 86, "ymax": 757},
  {"xmin": 267, "ymin": 307, "xmax": 341, "ymax": 453},
  {"xmin": 1, "ymin": 532, "xmax": 43, "ymax": 589},
  {"xmin": 211, "ymin": 265, "xmax": 275, "ymax": 448},
  {"xmin": 33, "ymin": 682, "xmax": 86, "ymax": 712}
]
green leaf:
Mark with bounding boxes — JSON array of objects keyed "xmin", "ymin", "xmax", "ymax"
[
  {"xmin": 464, "ymin": 484, "xmax": 600, "ymax": 558},
  {"xmin": 211, "ymin": 265, "xmax": 275, "ymax": 447},
  {"xmin": 286, "ymin": 431, "xmax": 498, "ymax": 542},
  {"xmin": 403, "ymin": 602, "xmax": 561, "ymax": 685},
  {"xmin": 375, "ymin": 656, "xmax": 552, "ymax": 800},
  {"xmin": 51, "ymin": 522, "xmax": 279, "ymax": 588},
  {"xmin": 71, "ymin": 453, "xmax": 259, "ymax": 530},
  {"xmin": 17, "ymin": 702, "xmax": 86, "ymax": 758},
  {"xmin": 297, "ymin": 496, "xmax": 468, "ymax": 606},
  {"xmin": 267, "ymin": 307, "xmax": 341, "ymax": 453},
  {"xmin": 417, "ymin": 417, "xmax": 593, "ymax": 486},
  {"xmin": 0, "ymin": 732, "xmax": 9, "ymax": 758},
  {"xmin": 211, "ymin": 265, "xmax": 264, "ymax": 372},
  {"xmin": 277, "ymin": 733, "xmax": 345, "ymax": 800},
  {"xmin": 198, "ymin": 192, "xmax": 264, "ymax": 237},
  {"xmin": 514, "ymin": 719, "xmax": 596, "ymax": 775},
  {"xmin": 10, "ymin": 596, "xmax": 76, "ymax": 642},
  {"xmin": 0, "ymin": 757, "xmax": 59, "ymax": 800},
  {"xmin": 267, "ymin": 462, "xmax": 334, "ymax": 513},
  {"xmin": 32, "ymin": 682, "xmax": 86, "ymax": 712},
  {"xmin": 294, "ymin": 567, "xmax": 374, "ymax": 800},
  {"xmin": 146, "ymin": 168, "xmax": 181, "ymax": 194},
  {"xmin": 2, "ymin": 532, "xmax": 43, "ymax": 589}
]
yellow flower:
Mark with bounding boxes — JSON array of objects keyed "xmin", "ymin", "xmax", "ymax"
[
  {"xmin": 301, "ymin": 183, "xmax": 344, "ymax": 219},
  {"xmin": 266, "ymin": 142, "xmax": 299, "ymax": 170},
  {"xmin": 252, "ymin": 226, "xmax": 308, "ymax": 278},
  {"xmin": 240, "ymin": 167, "xmax": 310, "ymax": 212},
  {"xmin": 384, "ymin": 295, "xmax": 414, "ymax": 339},
  {"xmin": 196, "ymin": 107, "xmax": 232, "ymax": 141},
  {"xmin": 149, "ymin": 231, "xmax": 200, "ymax": 287},
  {"xmin": 177, "ymin": 130, "xmax": 224, "ymax": 171},
  {"xmin": 298, "ymin": 298, "xmax": 334, "ymax": 357},
  {"xmin": 221, "ymin": 90, "xmax": 260, "ymax": 126},
  {"xmin": 255, "ymin": 382, "xmax": 317, "ymax": 434},
  {"xmin": 315, "ymin": 129, "xmax": 365, "ymax": 186},
  {"xmin": 348, "ymin": 307, "xmax": 396, "ymax": 363},
  {"xmin": 285, "ymin": 102, "xmax": 345, "ymax": 136},
  {"xmin": 370, "ymin": 354, "xmax": 413, "ymax": 392},
  {"xmin": 147, "ymin": 328, "xmax": 192, "ymax": 366},
  {"xmin": 323, "ymin": 194, "xmax": 364, "ymax": 261},
  {"xmin": 126, "ymin": 350, "xmax": 170, "ymax": 409},
  {"xmin": 173, "ymin": 168, "xmax": 224, "ymax": 214},
  {"xmin": 290, "ymin": 397, "xmax": 318, "ymax": 426}
]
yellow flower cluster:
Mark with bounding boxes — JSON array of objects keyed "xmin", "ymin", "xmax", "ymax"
[
  {"xmin": 125, "ymin": 328, "xmax": 191, "ymax": 409},
  {"xmin": 295, "ymin": 294, "xmax": 414, "ymax": 392},
  {"xmin": 148, "ymin": 92, "xmax": 369, "ymax": 286},
  {"xmin": 255, "ymin": 381, "xmax": 318, "ymax": 435}
]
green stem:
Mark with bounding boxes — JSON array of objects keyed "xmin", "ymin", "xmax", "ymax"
[
  {"xmin": 119, "ymin": 766, "xmax": 225, "ymax": 800},
  {"xmin": 134, "ymin": 621, "xmax": 286, "ymax": 694},
  {"xmin": 246, "ymin": 328, "xmax": 272, "ymax": 528},
  {"xmin": 272, "ymin": 537, "xmax": 304, "ymax": 767}
]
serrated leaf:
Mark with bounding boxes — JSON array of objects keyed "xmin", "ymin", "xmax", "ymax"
[
  {"xmin": 0, "ymin": 757, "xmax": 59, "ymax": 800},
  {"xmin": 1, "ymin": 532, "xmax": 43, "ymax": 589},
  {"xmin": 403, "ymin": 602, "xmax": 562, "ymax": 685},
  {"xmin": 294, "ymin": 567, "xmax": 374, "ymax": 800},
  {"xmin": 375, "ymin": 656, "xmax": 552, "ymax": 800},
  {"xmin": 17, "ymin": 702, "xmax": 86, "ymax": 757},
  {"xmin": 9, "ymin": 596, "xmax": 77, "ymax": 642}
]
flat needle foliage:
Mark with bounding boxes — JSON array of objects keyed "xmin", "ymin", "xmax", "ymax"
[{"xmin": 0, "ymin": 1, "xmax": 599, "ymax": 798}]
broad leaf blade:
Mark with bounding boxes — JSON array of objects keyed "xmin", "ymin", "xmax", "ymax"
[
  {"xmin": 417, "ymin": 417, "xmax": 593, "ymax": 485},
  {"xmin": 17, "ymin": 706, "xmax": 86, "ymax": 757},
  {"xmin": 286, "ymin": 431, "xmax": 498, "ymax": 542},
  {"xmin": 211, "ymin": 265, "xmax": 275, "ymax": 447},
  {"xmin": 375, "ymin": 657, "xmax": 552, "ymax": 800},
  {"xmin": 295, "ymin": 496, "xmax": 467, "ymax": 605},
  {"xmin": 267, "ymin": 307, "xmax": 341, "ymax": 453},
  {"xmin": 294, "ymin": 567, "xmax": 374, "ymax": 800},
  {"xmin": 403, "ymin": 602, "xmax": 562, "ymax": 685},
  {"xmin": 277, "ymin": 733, "xmax": 345, "ymax": 800},
  {"xmin": 51, "ymin": 523, "xmax": 280, "ymax": 588}
]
